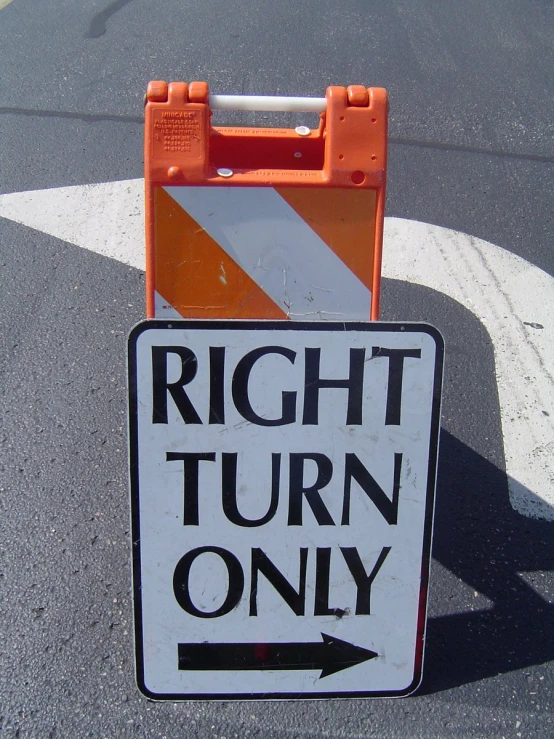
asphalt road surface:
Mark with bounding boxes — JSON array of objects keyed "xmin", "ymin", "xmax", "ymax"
[{"xmin": 0, "ymin": 1, "xmax": 553, "ymax": 737}]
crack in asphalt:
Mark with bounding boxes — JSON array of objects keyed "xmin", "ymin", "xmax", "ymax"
[
  {"xmin": 389, "ymin": 136, "xmax": 554, "ymax": 164},
  {"xmin": 84, "ymin": 0, "xmax": 135, "ymax": 39},
  {"xmin": 0, "ymin": 107, "xmax": 143, "ymax": 124},
  {"xmin": 0, "ymin": 107, "xmax": 552, "ymax": 164}
]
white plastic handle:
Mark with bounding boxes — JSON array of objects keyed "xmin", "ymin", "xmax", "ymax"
[{"xmin": 209, "ymin": 94, "xmax": 327, "ymax": 113}]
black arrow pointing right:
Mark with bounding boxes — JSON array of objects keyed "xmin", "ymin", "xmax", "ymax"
[{"xmin": 178, "ymin": 633, "xmax": 378, "ymax": 679}]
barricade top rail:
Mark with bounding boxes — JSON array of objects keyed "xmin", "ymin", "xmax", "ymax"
[{"xmin": 209, "ymin": 95, "xmax": 327, "ymax": 113}]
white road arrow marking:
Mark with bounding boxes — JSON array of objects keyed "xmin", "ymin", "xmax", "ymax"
[
  {"xmin": 1, "ymin": 180, "xmax": 552, "ymax": 520},
  {"xmin": 0, "ymin": 180, "xmax": 145, "ymax": 270},
  {"xmin": 383, "ymin": 218, "xmax": 553, "ymax": 521}
]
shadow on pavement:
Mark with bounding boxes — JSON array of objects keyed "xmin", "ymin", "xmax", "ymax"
[
  {"xmin": 380, "ymin": 276, "xmax": 554, "ymax": 694},
  {"xmin": 421, "ymin": 428, "xmax": 554, "ymax": 694}
]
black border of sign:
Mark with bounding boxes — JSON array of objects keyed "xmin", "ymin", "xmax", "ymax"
[{"xmin": 127, "ymin": 319, "xmax": 444, "ymax": 701}]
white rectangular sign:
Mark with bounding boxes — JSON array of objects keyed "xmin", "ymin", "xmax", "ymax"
[{"xmin": 128, "ymin": 320, "xmax": 443, "ymax": 699}]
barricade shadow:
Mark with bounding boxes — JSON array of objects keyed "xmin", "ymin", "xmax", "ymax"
[
  {"xmin": 379, "ymin": 277, "xmax": 553, "ymax": 694},
  {"xmin": 419, "ymin": 428, "xmax": 554, "ymax": 694}
]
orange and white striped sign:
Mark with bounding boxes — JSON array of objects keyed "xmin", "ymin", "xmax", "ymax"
[
  {"xmin": 153, "ymin": 185, "xmax": 377, "ymax": 320},
  {"xmin": 144, "ymin": 82, "xmax": 388, "ymax": 321}
]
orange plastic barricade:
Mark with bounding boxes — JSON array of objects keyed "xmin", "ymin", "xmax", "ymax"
[{"xmin": 144, "ymin": 81, "xmax": 387, "ymax": 321}]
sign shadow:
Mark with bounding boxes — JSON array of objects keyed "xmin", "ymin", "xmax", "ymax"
[
  {"xmin": 423, "ymin": 429, "xmax": 554, "ymax": 694},
  {"xmin": 380, "ymin": 277, "xmax": 553, "ymax": 694}
]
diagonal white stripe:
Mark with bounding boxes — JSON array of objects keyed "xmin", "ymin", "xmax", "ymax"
[{"xmin": 164, "ymin": 186, "xmax": 372, "ymax": 321}]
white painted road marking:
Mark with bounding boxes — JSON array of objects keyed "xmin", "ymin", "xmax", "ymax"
[
  {"xmin": 0, "ymin": 180, "xmax": 552, "ymax": 520},
  {"xmin": 383, "ymin": 219, "xmax": 554, "ymax": 521},
  {"xmin": 0, "ymin": 181, "xmax": 145, "ymax": 269}
]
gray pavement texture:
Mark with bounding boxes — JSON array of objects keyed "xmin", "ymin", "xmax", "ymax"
[{"xmin": 0, "ymin": 0, "xmax": 553, "ymax": 737}]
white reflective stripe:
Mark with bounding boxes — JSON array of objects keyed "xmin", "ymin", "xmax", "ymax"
[
  {"xmin": 210, "ymin": 95, "xmax": 326, "ymax": 113},
  {"xmin": 154, "ymin": 291, "xmax": 182, "ymax": 319},
  {"xmin": 164, "ymin": 186, "xmax": 372, "ymax": 320}
]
